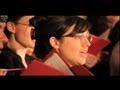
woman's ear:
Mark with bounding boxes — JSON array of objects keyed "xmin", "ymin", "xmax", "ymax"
[
  {"xmin": 6, "ymin": 22, "xmax": 16, "ymax": 33},
  {"xmin": 49, "ymin": 37, "xmax": 60, "ymax": 49}
]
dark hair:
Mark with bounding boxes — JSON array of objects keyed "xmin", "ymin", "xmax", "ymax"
[
  {"xmin": 6, "ymin": 16, "xmax": 24, "ymax": 23},
  {"xmin": 4, "ymin": 16, "xmax": 24, "ymax": 39},
  {"xmin": 34, "ymin": 16, "xmax": 90, "ymax": 59},
  {"xmin": 87, "ymin": 16, "xmax": 112, "ymax": 36},
  {"xmin": 5, "ymin": 15, "xmax": 36, "ymax": 39},
  {"xmin": 29, "ymin": 16, "xmax": 46, "ymax": 27}
]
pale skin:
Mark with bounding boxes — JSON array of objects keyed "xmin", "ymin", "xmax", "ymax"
[
  {"xmin": 49, "ymin": 24, "xmax": 91, "ymax": 67},
  {"xmin": 7, "ymin": 16, "xmax": 35, "ymax": 49}
]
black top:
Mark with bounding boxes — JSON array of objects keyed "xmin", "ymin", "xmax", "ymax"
[{"xmin": 0, "ymin": 47, "xmax": 34, "ymax": 76}]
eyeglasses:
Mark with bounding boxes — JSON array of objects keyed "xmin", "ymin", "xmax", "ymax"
[
  {"xmin": 61, "ymin": 33, "xmax": 93, "ymax": 43},
  {"xmin": 17, "ymin": 22, "xmax": 33, "ymax": 27},
  {"xmin": 17, "ymin": 22, "xmax": 35, "ymax": 39}
]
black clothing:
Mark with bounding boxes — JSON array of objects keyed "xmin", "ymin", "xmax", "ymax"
[{"xmin": 0, "ymin": 47, "xmax": 34, "ymax": 75}]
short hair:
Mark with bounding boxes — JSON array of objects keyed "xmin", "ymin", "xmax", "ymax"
[
  {"xmin": 87, "ymin": 16, "xmax": 112, "ymax": 36},
  {"xmin": 4, "ymin": 16, "xmax": 26, "ymax": 39},
  {"xmin": 4, "ymin": 16, "xmax": 35, "ymax": 39},
  {"xmin": 6, "ymin": 16, "xmax": 24, "ymax": 23},
  {"xmin": 34, "ymin": 16, "xmax": 90, "ymax": 59}
]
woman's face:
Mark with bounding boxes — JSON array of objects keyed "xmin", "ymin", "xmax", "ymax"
[
  {"xmin": 55, "ymin": 25, "xmax": 91, "ymax": 67},
  {"xmin": 0, "ymin": 22, "xmax": 8, "ymax": 50}
]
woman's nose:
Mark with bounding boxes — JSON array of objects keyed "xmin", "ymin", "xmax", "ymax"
[
  {"xmin": 86, "ymin": 37, "xmax": 91, "ymax": 47},
  {"xmin": 82, "ymin": 37, "xmax": 91, "ymax": 48}
]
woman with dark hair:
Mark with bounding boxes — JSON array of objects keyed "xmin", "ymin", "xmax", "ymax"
[{"xmin": 34, "ymin": 16, "xmax": 93, "ymax": 76}]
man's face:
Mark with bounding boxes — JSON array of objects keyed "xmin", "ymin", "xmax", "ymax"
[
  {"xmin": 14, "ymin": 16, "xmax": 35, "ymax": 48},
  {"xmin": 106, "ymin": 16, "xmax": 120, "ymax": 28},
  {"xmin": 0, "ymin": 22, "xmax": 8, "ymax": 50}
]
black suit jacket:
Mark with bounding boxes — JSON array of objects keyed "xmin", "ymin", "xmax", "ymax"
[{"xmin": 0, "ymin": 47, "xmax": 34, "ymax": 76}]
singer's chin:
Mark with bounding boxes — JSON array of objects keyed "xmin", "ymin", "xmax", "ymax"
[{"xmin": 79, "ymin": 58, "xmax": 86, "ymax": 65}]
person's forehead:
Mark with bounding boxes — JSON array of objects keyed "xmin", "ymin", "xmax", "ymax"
[
  {"xmin": 18, "ymin": 16, "xmax": 34, "ymax": 22},
  {"xmin": 76, "ymin": 30, "xmax": 89, "ymax": 36}
]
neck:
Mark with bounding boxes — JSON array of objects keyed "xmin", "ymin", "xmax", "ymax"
[{"xmin": 7, "ymin": 34, "xmax": 25, "ymax": 53}]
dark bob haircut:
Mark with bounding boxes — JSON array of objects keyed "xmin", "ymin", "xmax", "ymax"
[{"xmin": 34, "ymin": 16, "xmax": 91, "ymax": 59}]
